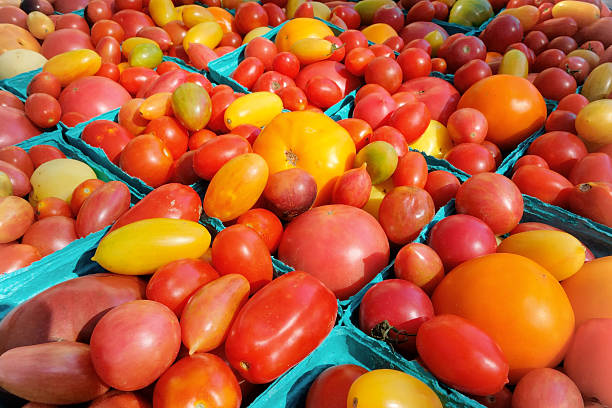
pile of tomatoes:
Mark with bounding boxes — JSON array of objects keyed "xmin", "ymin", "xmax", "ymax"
[{"xmin": 1, "ymin": 0, "xmax": 612, "ymax": 405}]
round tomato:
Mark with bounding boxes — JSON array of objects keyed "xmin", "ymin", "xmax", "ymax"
[
  {"xmin": 345, "ymin": 47, "xmax": 376, "ymax": 77},
  {"xmin": 119, "ymin": 134, "xmax": 173, "ymax": 187},
  {"xmin": 424, "ymin": 170, "xmax": 460, "ymax": 209},
  {"xmin": 447, "ymin": 108, "xmax": 488, "ymax": 144},
  {"xmin": 306, "ymin": 77, "xmax": 343, "ymax": 109},
  {"xmin": 453, "ymin": 59, "xmax": 492, "ymax": 94},
  {"xmin": 272, "ymin": 52, "xmax": 300, "ymax": 79},
  {"xmin": 398, "ymin": 76, "xmax": 460, "ymax": 125},
  {"xmin": 378, "ymin": 186, "xmax": 435, "ymax": 244},
  {"xmin": 364, "ymin": 56, "xmax": 402, "ymax": 94},
  {"xmin": 236, "ymin": 208, "xmax": 283, "ymax": 253},
  {"xmin": 81, "ymin": 120, "xmax": 133, "ymax": 164},
  {"xmin": 306, "ymin": 365, "xmax": 368, "ymax": 408},
  {"xmin": 59, "ymin": 76, "xmax": 131, "ymax": 122},
  {"xmin": 144, "ymin": 116, "xmax": 189, "ymax": 160},
  {"xmin": 527, "ymin": 131, "xmax": 587, "ymax": 177},
  {"xmin": 533, "ymin": 67, "xmax": 577, "ymax": 101},
  {"xmin": 445, "ymin": 143, "xmax": 496, "ymax": 174}
]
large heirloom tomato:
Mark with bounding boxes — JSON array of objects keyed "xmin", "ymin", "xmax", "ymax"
[
  {"xmin": 432, "ymin": 253, "xmax": 575, "ymax": 383},
  {"xmin": 224, "ymin": 271, "xmax": 337, "ymax": 384},
  {"xmin": 458, "ymin": 75, "xmax": 547, "ymax": 150},
  {"xmin": 253, "ymin": 111, "xmax": 356, "ymax": 206},
  {"xmin": 278, "ymin": 204, "xmax": 389, "ymax": 299}
]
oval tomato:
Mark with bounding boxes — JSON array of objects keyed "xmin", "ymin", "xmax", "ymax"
[
  {"xmin": 378, "ymin": 186, "xmax": 435, "ymax": 245},
  {"xmin": 75, "ymin": 181, "xmax": 131, "ymax": 238},
  {"xmin": 59, "ymin": 76, "xmax": 131, "ymax": 122},
  {"xmin": 193, "ymin": 134, "xmax": 252, "ymax": 181},
  {"xmin": 236, "ymin": 208, "xmax": 283, "ymax": 253},
  {"xmin": 22, "ymin": 216, "xmax": 77, "ymax": 257},
  {"xmin": 511, "ymin": 165, "xmax": 573, "ymax": 208},
  {"xmin": 81, "ymin": 120, "xmax": 133, "ymax": 165},
  {"xmin": 119, "ymin": 134, "xmax": 173, "ymax": 187}
]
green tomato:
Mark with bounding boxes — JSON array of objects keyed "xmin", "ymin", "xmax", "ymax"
[
  {"xmin": 129, "ymin": 43, "xmax": 163, "ymax": 69},
  {"xmin": 581, "ymin": 63, "xmax": 612, "ymax": 102},
  {"xmin": 171, "ymin": 82, "xmax": 212, "ymax": 131},
  {"xmin": 354, "ymin": 141, "xmax": 398, "ymax": 185},
  {"xmin": 0, "ymin": 171, "xmax": 12, "ymax": 197},
  {"xmin": 449, "ymin": 0, "xmax": 494, "ymax": 27}
]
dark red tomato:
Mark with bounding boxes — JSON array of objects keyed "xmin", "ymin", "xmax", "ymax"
[
  {"xmin": 76, "ymin": 181, "xmax": 131, "ymax": 238},
  {"xmin": 447, "ymin": 108, "xmax": 488, "ymax": 144},
  {"xmin": 188, "ymin": 129, "xmax": 216, "ymax": 150},
  {"xmin": 28, "ymin": 144, "xmax": 65, "ymax": 168},
  {"xmin": 407, "ymin": 1, "xmax": 436, "ymax": 23},
  {"xmin": 447, "ymin": 37, "xmax": 488, "ymax": 74},
  {"xmin": 219, "ymin": 31, "xmax": 242, "ymax": 48},
  {"xmin": 110, "ymin": 183, "xmax": 202, "ymax": 232},
  {"xmin": 557, "ymin": 93, "xmax": 589, "ymax": 114},
  {"xmin": 545, "ymin": 109, "xmax": 577, "ymax": 133},
  {"xmin": 548, "ymin": 36, "xmax": 577, "ymax": 54},
  {"xmin": 24, "ymin": 93, "xmax": 61, "ymax": 129},
  {"xmin": 355, "ymin": 84, "xmax": 389, "ymax": 104},
  {"xmin": 391, "ymin": 151, "xmax": 428, "ymax": 188},
  {"xmin": 424, "ymin": 170, "xmax": 460, "ymax": 209},
  {"xmin": 438, "ymin": 33, "xmax": 465, "ymax": 61},
  {"xmin": 432, "ymin": 1, "xmax": 449, "ymax": 19},
  {"xmin": 345, "ymin": 47, "xmax": 376, "ymax": 77},
  {"xmin": 278, "ymin": 86, "xmax": 308, "ymax": 111},
  {"xmin": 397, "ymin": 48, "xmax": 432, "ymax": 80},
  {"xmin": 534, "ymin": 49, "xmax": 566, "ymax": 72},
  {"xmin": 169, "ymin": 150, "xmax": 199, "ymax": 185},
  {"xmin": 22, "ymin": 216, "xmax": 78, "ymax": 257},
  {"xmin": 120, "ymin": 67, "xmax": 159, "ymax": 96},
  {"xmin": 305, "ymin": 365, "xmax": 368, "ymax": 408},
  {"xmin": 234, "ymin": 2, "xmax": 268, "ymax": 35},
  {"xmin": 479, "ymin": 15, "xmax": 523, "ymax": 54},
  {"xmin": 207, "ymin": 90, "xmax": 237, "ymax": 134},
  {"xmin": 431, "ymin": 57, "xmax": 447, "ymax": 73},
  {"xmin": 404, "ymin": 39, "xmax": 432, "ymax": 55},
  {"xmin": 54, "ymin": 13, "xmax": 89, "ymax": 33},
  {"xmin": 193, "ymin": 134, "xmax": 252, "ymax": 180},
  {"xmin": 373, "ymin": 4, "xmax": 404, "ymax": 32},
  {"xmin": 445, "ymin": 143, "xmax": 496, "ymax": 175},
  {"xmin": 96, "ymin": 63, "xmax": 120, "ymax": 82},
  {"xmin": 369, "ymin": 44, "xmax": 395, "ymax": 59},
  {"xmin": 513, "ymin": 155, "xmax": 549, "ymax": 172},
  {"xmin": 82, "ymin": 120, "xmax": 132, "ymax": 164},
  {"xmin": 533, "ymin": 16, "xmax": 578, "ymax": 39},
  {"xmin": 119, "ymin": 134, "xmax": 173, "ymax": 187},
  {"xmin": 538, "ymin": 1, "xmax": 553, "ymax": 20},
  {"xmin": 534, "ymin": 67, "xmax": 577, "ymax": 101},
  {"xmin": 428, "ymin": 214, "xmax": 497, "ymax": 270},
  {"xmin": 337, "ymin": 118, "xmax": 373, "ymax": 151},
  {"xmin": 96, "ymin": 36, "xmax": 122, "ymax": 65},
  {"xmin": 294, "ymin": 2, "xmax": 314, "ymax": 18},
  {"xmin": 383, "ymin": 36, "xmax": 405, "ymax": 53},
  {"xmin": 90, "ymin": 300, "xmax": 181, "ymax": 391},
  {"xmin": 144, "ymin": 116, "xmax": 189, "ymax": 160},
  {"xmin": 580, "ymin": 40, "xmax": 605, "ymax": 57},
  {"xmin": 115, "ymin": 0, "xmax": 142, "ymax": 10},
  {"xmin": 511, "ymin": 165, "xmax": 573, "ymax": 207},
  {"xmin": 331, "ymin": 5, "xmax": 360, "ymax": 30},
  {"xmin": 306, "ymin": 77, "xmax": 343, "ymax": 109},
  {"xmin": 559, "ymin": 56, "xmax": 590, "ymax": 84},
  {"xmin": 379, "ymin": 186, "xmax": 435, "ymax": 244},
  {"xmin": 387, "ymin": 101, "xmax": 431, "ymax": 144},
  {"xmin": 36, "ymin": 197, "xmax": 72, "ymax": 220},
  {"xmin": 524, "ymin": 31, "xmax": 549, "ymax": 55},
  {"xmin": 364, "ymin": 57, "xmax": 402, "ymax": 94},
  {"xmin": 224, "ymin": 271, "xmax": 337, "ymax": 384},
  {"xmin": 0, "ymin": 146, "xmax": 33, "ymax": 177},
  {"xmin": 353, "ymin": 92, "xmax": 398, "ymax": 130},
  {"xmin": 262, "ymin": 3, "xmax": 286, "ymax": 27},
  {"xmin": 153, "ymin": 353, "xmax": 241, "ymax": 408},
  {"xmin": 453, "ymin": 59, "xmax": 492, "ymax": 92},
  {"xmin": 232, "ymin": 57, "xmax": 265, "ymax": 90},
  {"xmin": 230, "ymin": 124, "xmax": 260, "ymax": 145},
  {"xmin": 359, "ymin": 279, "xmax": 434, "ymax": 358},
  {"xmin": 146, "ymin": 259, "xmax": 219, "ymax": 315},
  {"xmin": 527, "ymin": 131, "xmax": 587, "ymax": 176},
  {"xmin": 86, "ymin": 0, "xmax": 112, "ymax": 24},
  {"xmin": 70, "ymin": 179, "xmax": 106, "ymax": 215},
  {"xmin": 473, "ymin": 388, "xmax": 513, "ymax": 408},
  {"xmin": 244, "ymin": 37, "xmax": 278, "ymax": 71},
  {"xmin": 27, "ymin": 72, "xmax": 61, "ymax": 99},
  {"xmin": 482, "ymin": 141, "xmax": 502, "ymax": 168},
  {"xmin": 111, "ymin": 9, "xmax": 154, "ymax": 38},
  {"xmin": 416, "ymin": 314, "xmax": 509, "ymax": 396},
  {"xmin": 252, "ymin": 71, "xmax": 296, "ymax": 93},
  {"xmin": 338, "ymin": 29, "xmax": 369, "ymax": 54},
  {"xmin": 211, "ymin": 224, "xmax": 272, "ymax": 293},
  {"xmin": 455, "ymin": 172, "xmax": 524, "ymax": 235},
  {"xmin": 91, "ymin": 19, "xmax": 126, "ymax": 45},
  {"xmin": 236, "ymin": 208, "xmax": 283, "ymax": 253},
  {"xmin": 272, "ymin": 52, "xmax": 300, "ymax": 79}
]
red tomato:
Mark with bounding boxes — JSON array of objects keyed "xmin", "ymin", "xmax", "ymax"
[
  {"xmin": 512, "ymin": 368, "xmax": 583, "ymax": 408},
  {"xmin": 146, "ymin": 259, "xmax": 219, "ymax": 315},
  {"xmin": 569, "ymin": 153, "xmax": 612, "ymax": 185},
  {"xmin": 188, "ymin": 129, "xmax": 216, "ymax": 150},
  {"xmin": 331, "ymin": 6, "xmax": 361, "ymax": 30},
  {"xmin": 359, "ymin": 279, "xmax": 434, "ymax": 357},
  {"xmin": 392, "ymin": 151, "xmax": 428, "ymax": 188},
  {"xmin": 24, "ymin": 93, "xmax": 61, "ymax": 129},
  {"xmin": 70, "ymin": 179, "xmax": 105, "ymax": 215},
  {"xmin": 236, "ymin": 208, "xmax": 283, "ymax": 253},
  {"xmin": 482, "ymin": 141, "xmax": 502, "ymax": 167},
  {"xmin": 369, "ymin": 44, "xmax": 395, "ymax": 59},
  {"xmin": 511, "ymin": 165, "xmax": 573, "ymax": 207},
  {"xmin": 278, "ymin": 86, "xmax": 308, "ymax": 111},
  {"xmin": 447, "ymin": 108, "xmax": 488, "ymax": 144},
  {"xmin": 119, "ymin": 134, "xmax": 173, "ymax": 187},
  {"xmin": 404, "ymin": 39, "xmax": 432, "ymax": 55},
  {"xmin": 211, "ymin": 224, "xmax": 273, "ymax": 293},
  {"xmin": 513, "ymin": 155, "xmax": 550, "ymax": 172},
  {"xmin": 153, "ymin": 353, "xmax": 241, "ymax": 408},
  {"xmin": 445, "ymin": 143, "xmax": 496, "ymax": 175},
  {"xmin": 453, "ymin": 59, "xmax": 493, "ymax": 94},
  {"xmin": 208, "ymin": 91, "xmax": 238, "ymax": 134},
  {"xmin": 355, "ymin": 83, "xmax": 390, "ymax": 105},
  {"xmin": 28, "ymin": 144, "xmax": 65, "ymax": 169},
  {"xmin": 244, "ymin": 37, "xmax": 278, "ymax": 71},
  {"xmin": 86, "ymin": 0, "xmax": 112, "ymax": 24},
  {"xmin": 156, "ymin": 61, "xmax": 181, "ymax": 75},
  {"xmin": 59, "ymin": 76, "xmax": 132, "ymax": 122},
  {"xmin": 527, "ymin": 131, "xmax": 587, "ymax": 176},
  {"xmin": 398, "ymin": 76, "xmax": 460, "ymax": 125},
  {"xmin": 0, "ymin": 91, "xmax": 24, "ymax": 111},
  {"xmin": 90, "ymin": 300, "xmax": 181, "ymax": 391},
  {"xmin": 548, "ymin": 36, "xmax": 577, "ymax": 54},
  {"xmin": 378, "ymin": 186, "xmax": 435, "ymax": 244},
  {"xmin": 406, "ymin": 0, "xmax": 436, "ymax": 23},
  {"xmin": 252, "ymin": 71, "xmax": 296, "ymax": 93},
  {"xmin": 431, "ymin": 57, "xmax": 447, "ymax": 73},
  {"xmin": 383, "ymin": 36, "xmax": 405, "ymax": 53},
  {"xmin": 524, "ymin": 30, "xmax": 549, "ymax": 55},
  {"xmin": 387, "ymin": 101, "xmax": 431, "ymax": 143},
  {"xmin": 438, "ymin": 33, "xmax": 465, "ymax": 61},
  {"xmin": 338, "ymin": 29, "xmax": 369, "ymax": 53},
  {"xmin": 545, "ymin": 110, "xmax": 577, "ymax": 133},
  {"xmin": 91, "ymin": 19, "xmax": 125, "ymax": 45},
  {"xmin": 373, "ymin": 4, "xmax": 405, "ymax": 32},
  {"xmin": 364, "ymin": 56, "xmax": 402, "ymax": 94},
  {"xmin": 394, "ymin": 242, "xmax": 444, "ymax": 295},
  {"xmin": 416, "ymin": 314, "xmax": 509, "ymax": 396},
  {"xmin": 337, "ymin": 118, "xmax": 373, "ymax": 151},
  {"xmin": 36, "ymin": 197, "xmax": 72, "ymax": 220},
  {"xmin": 75, "ymin": 181, "xmax": 131, "ymax": 238},
  {"xmin": 446, "ymin": 36, "xmax": 487, "ymax": 73},
  {"xmin": 193, "ymin": 135, "xmax": 252, "ymax": 180},
  {"xmin": 220, "ymin": 32, "xmax": 242, "ymax": 48},
  {"xmin": 0, "ymin": 244, "xmax": 41, "ymax": 275},
  {"xmin": 224, "ymin": 271, "xmax": 337, "ymax": 383},
  {"xmin": 428, "ymin": 214, "xmax": 497, "ymax": 271},
  {"xmin": 27, "ymin": 72, "xmax": 61, "ymax": 99},
  {"xmin": 95, "ymin": 62, "xmax": 120, "ymax": 82},
  {"xmin": 345, "ymin": 47, "xmax": 376, "ymax": 77},
  {"xmin": 41, "ymin": 28, "xmax": 95, "ymax": 59},
  {"xmin": 111, "ymin": 9, "xmax": 154, "ymax": 38},
  {"xmin": 230, "ymin": 124, "xmax": 260, "ymax": 145},
  {"xmin": 272, "ymin": 52, "xmax": 300, "ymax": 79},
  {"xmin": 120, "ymin": 67, "xmax": 159, "ymax": 96},
  {"xmin": 232, "ymin": 57, "xmax": 265, "ymax": 90},
  {"xmin": 81, "ymin": 120, "xmax": 133, "ymax": 164},
  {"xmin": 306, "ymin": 365, "xmax": 368, "ymax": 408},
  {"xmin": 371, "ymin": 126, "xmax": 408, "ymax": 157},
  {"xmin": 0, "ymin": 146, "xmax": 34, "ymax": 178},
  {"xmin": 533, "ymin": 67, "xmax": 577, "ymax": 101},
  {"xmin": 353, "ymin": 92, "xmax": 398, "ymax": 130},
  {"xmin": 234, "ymin": 2, "xmax": 268, "ymax": 35},
  {"xmin": 424, "ymin": 170, "xmax": 460, "ymax": 209},
  {"xmin": 144, "ymin": 116, "xmax": 189, "ymax": 160},
  {"xmin": 22, "ymin": 216, "xmax": 78, "ymax": 257},
  {"xmin": 263, "ymin": 3, "xmax": 286, "ymax": 27},
  {"xmin": 296, "ymin": 61, "xmax": 361, "ymax": 97},
  {"xmin": 397, "ymin": 48, "xmax": 432, "ymax": 80},
  {"xmin": 557, "ymin": 93, "xmax": 589, "ymax": 114},
  {"xmin": 534, "ymin": 49, "xmax": 566, "ymax": 72},
  {"xmin": 306, "ymin": 77, "xmax": 343, "ymax": 109},
  {"xmin": 185, "ymin": 73, "xmax": 213, "ymax": 95}
]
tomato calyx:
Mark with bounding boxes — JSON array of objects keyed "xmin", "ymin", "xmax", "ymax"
[
  {"xmin": 370, "ymin": 320, "xmax": 416, "ymax": 348},
  {"xmin": 562, "ymin": 63, "xmax": 581, "ymax": 76}
]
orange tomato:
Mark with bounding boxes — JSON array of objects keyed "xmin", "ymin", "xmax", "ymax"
[
  {"xmin": 432, "ymin": 253, "xmax": 575, "ymax": 383},
  {"xmin": 275, "ymin": 18, "xmax": 334, "ymax": 52},
  {"xmin": 562, "ymin": 256, "xmax": 612, "ymax": 327},
  {"xmin": 457, "ymin": 75, "xmax": 547, "ymax": 150},
  {"xmin": 499, "ymin": 6, "xmax": 539, "ymax": 30},
  {"xmin": 361, "ymin": 23, "xmax": 398, "ymax": 44},
  {"xmin": 253, "ymin": 111, "xmax": 356, "ymax": 206},
  {"xmin": 139, "ymin": 92, "xmax": 173, "ymax": 120},
  {"xmin": 552, "ymin": 0, "xmax": 600, "ymax": 28},
  {"xmin": 206, "ymin": 7, "xmax": 235, "ymax": 34}
]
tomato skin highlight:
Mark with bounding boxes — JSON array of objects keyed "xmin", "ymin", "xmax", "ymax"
[{"xmin": 224, "ymin": 271, "xmax": 337, "ymax": 384}]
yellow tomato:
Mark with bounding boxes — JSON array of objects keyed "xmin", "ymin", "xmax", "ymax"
[
  {"xmin": 149, "ymin": 0, "xmax": 180, "ymax": 26},
  {"xmin": 203, "ymin": 153, "xmax": 269, "ymax": 222},
  {"xmin": 409, "ymin": 120, "xmax": 453, "ymax": 159},
  {"xmin": 424, "ymin": 30, "xmax": 444, "ymax": 57},
  {"xmin": 311, "ymin": 1, "xmax": 332, "ymax": 20},
  {"xmin": 181, "ymin": 5, "xmax": 215, "ymax": 28},
  {"xmin": 121, "ymin": 37, "xmax": 158, "ymax": 59},
  {"xmin": 362, "ymin": 179, "xmax": 394, "ymax": 219},
  {"xmin": 499, "ymin": 6, "xmax": 539, "ymax": 30},
  {"xmin": 575, "ymin": 99, "xmax": 612, "ymax": 147},
  {"xmin": 290, "ymin": 38, "xmax": 334, "ymax": 65},
  {"xmin": 42, "ymin": 49, "xmax": 101, "ymax": 87},
  {"xmin": 183, "ymin": 21, "xmax": 223, "ymax": 51},
  {"xmin": 29, "ymin": 159, "xmax": 97, "ymax": 206},
  {"xmin": 139, "ymin": 92, "xmax": 173, "ymax": 120},
  {"xmin": 347, "ymin": 369, "xmax": 443, "ymax": 408},
  {"xmin": 497, "ymin": 230, "xmax": 585, "ymax": 280},
  {"xmin": 361, "ymin": 23, "xmax": 397, "ymax": 44},
  {"xmin": 26, "ymin": 11, "xmax": 54, "ymax": 40},
  {"xmin": 552, "ymin": 0, "xmax": 600, "ymax": 28},
  {"xmin": 242, "ymin": 26, "xmax": 271, "ymax": 44},
  {"xmin": 224, "ymin": 92, "xmax": 283, "ymax": 129},
  {"xmin": 253, "ymin": 111, "xmax": 356, "ymax": 206},
  {"xmin": 562, "ymin": 256, "xmax": 612, "ymax": 327},
  {"xmin": 92, "ymin": 218, "xmax": 211, "ymax": 275},
  {"xmin": 275, "ymin": 18, "xmax": 334, "ymax": 52},
  {"xmin": 581, "ymin": 62, "xmax": 612, "ymax": 102},
  {"xmin": 498, "ymin": 49, "xmax": 529, "ymax": 78}
]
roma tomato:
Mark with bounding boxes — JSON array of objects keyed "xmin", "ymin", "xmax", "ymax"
[
  {"xmin": 236, "ymin": 208, "xmax": 283, "ymax": 253},
  {"xmin": 144, "ymin": 116, "xmax": 189, "ymax": 160},
  {"xmin": 392, "ymin": 151, "xmax": 428, "ymax": 188},
  {"xmin": 345, "ymin": 47, "xmax": 376, "ymax": 77},
  {"xmin": 70, "ymin": 179, "xmax": 105, "ymax": 215},
  {"xmin": 76, "ymin": 181, "xmax": 131, "ymax": 238},
  {"xmin": 306, "ymin": 77, "xmax": 343, "ymax": 109},
  {"xmin": 338, "ymin": 118, "xmax": 373, "ymax": 151},
  {"xmin": 445, "ymin": 143, "xmax": 496, "ymax": 174},
  {"xmin": 120, "ymin": 67, "xmax": 159, "ymax": 96},
  {"xmin": 193, "ymin": 134, "xmax": 252, "ymax": 180},
  {"xmin": 272, "ymin": 52, "xmax": 300, "ymax": 79},
  {"xmin": 453, "ymin": 59, "xmax": 492, "ymax": 94},
  {"xmin": 512, "ymin": 165, "xmax": 573, "ymax": 207},
  {"xmin": 224, "ymin": 271, "xmax": 337, "ymax": 384},
  {"xmin": 119, "ymin": 134, "xmax": 173, "ymax": 187},
  {"xmin": 0, "ymin": 244, "xmax": 41, "ymax": 275},
  {"xmin": 22, "ymin": 216, "xmax": 77, "ymax": 257},
  {"xmin": 527, "ymin": 131, "xmax": 587, "ymax": 176},
  {"xmin": 387, "ymin": 101, "xmax": 431, "ymax": 144},
  {"xmin": 232, "ymin": 57, "xmax": 265, "ymax": 90},
  {"xmin": 533, "ymin": 67, "xmax": 577, "ymax": 100},
  {"xmin": 0, "ymin": 196, "xmax": 34, "ymax": 244}
]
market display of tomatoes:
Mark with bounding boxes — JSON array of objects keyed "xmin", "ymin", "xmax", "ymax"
[{"xmin": 2, "ymin": 0, "xmax": 612, "ymax": 405}]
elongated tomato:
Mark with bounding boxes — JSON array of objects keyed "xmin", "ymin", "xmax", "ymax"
[
  {"xmin": 76, "ymin": 181, "xmax": 131, "ymax": 238},
  {"xmin": 224, "ymin": 92, "xmax": 283, "ymax": 130},
  {"xmin": 290, "ymin": 38, "xmax": 335, "ymax": 65}
]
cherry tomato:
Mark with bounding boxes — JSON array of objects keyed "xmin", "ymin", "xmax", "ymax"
[
  {"xmin": 232, "ymin": 57, "xmax": 265, "ymax": 90},
  {"xmin": 96, "ymin": 62, "xmax": 120, "ymax": 82},
  {"xmin": 447, "ymin": 108, "xmax": 488, "ymax": 144},
  {"xmin": 24, "ymin": 93, "xmax": 61, "ymax": 129},
  {"xmin": 338, "ymin": 29, "xmax": 369, "ymax": 53},
  {"xmin": 305, "ymin": 365, "xmax": 368, "ymax": 408},
  {"xmin": 144, "ymin": 116, "xmax": 189, "ymax": 160},
  {"xmin": 119, "ymin": 134, "xmax": 173, "ymax": 187},
  {"xmin": 338, "ymin": 118, "xmax": 373, "ymax": 151},
  {"xmin": 445, "ymin": 143, "xmax": 496, "ymax": 174},
  {"xmin": 244, "ymin": 37, "xmax": 278, "ymax": 71},
  {"xmin": 424, "ymin": 170, "xmax": 460, "ymax": 209},
  {"xmin": 120, "ymin": 67, "xmax": 159, "ymax": 96},
  {"xmin": 511, "ymin": 165, "xmax": 573, "ymax": 207},
  {"xmin": 193, "ymin": 134, "xmax": 252, "ymax": 180},
  {"xmin": 548, "ymin": 35, "xmax": 577, "ymax": 54},
  {"xmin": 331, "ymin": 5, "xmax": 360, "ymax": 30},
  {"xmin": 278, "ymin": 86, "xmax": 308, "ymax": 111},
  {"xmin": 230, "ymin": 124, "xmax": 260, "ymax": 145},
  {"xmin": 188, "ymin": 129, "xmax": 216, "ymax": 150},
  {"xmin": 27, "ymin": 71, "xmax": 61, "ymax": 99},
  {"xmin": 384, "ymin": 36, "xmax": 405, "ymax": 53},
  {"xmin": 557, "ymin": 93, "xmax": 589, "ymax": 114},
  {"xmin": 533, "ymin": 67, "xmax": 577, "ymax": 100},
  {"xmin": 513, "ymin": 155, "xmax": 549, "ymax": 172},
  {"xmin": 431, "ymin": 57, "xmax": 447, "ymax": 73},
  {"xmin": 545, "ymin": 110, "xmax": 577, "ymax": 133},
  {"xmin": 387, "ymin": 101, "xmax": 431, "ymax": 143},
  {"xmin": 262, "ymin": 3, "xmax": 286, "ymax": 27},
  {"xmin": 236, "ymin": 208, "xmax": 283, "ymax": 253},
  {"xmin": 446, "ymin": 36, "xmax": 487, "ymax": 73},
  {"xmin": 234, "ymin": 2, "xmax": 268, "ymax": 35},
  {"xmin": 372, "ymin": 126, "xmax": 409, "ymax": 157},
  {"xmin": 364, "ymin": 56, "xmax": 402, "ymax": 94},
  {"xmin": 534, "ymin": 49, "xmax": 566, "ymax": 72},
  {"xmin": 369, "ymin": 44, "xmax": 396, "ymax": 59},
  {"xmin": 36, "ymin": 197, "xmax": 73, "ymax": 220},
  {"xmin": 397, "ymin": 47, "xmax": 432, "ymax": 80},
  {"xmin": 527, "ymin": 131, "xmax": 587, "ymax": 177},
  {"xmin": 392, "ymin": 150, "xmax": 428, "ymax": 188},
  {"xmin": 91, "ymin": 19, "xmax": 125, "ymax": 45},
  {"xmin": 272, "ymin": 52, "xmax": 300, "ymax": 79},
  {"xmin": 252, "ymin": 71, "xmax": 295, "ymax": 93},
  {"xmin": 524, "ymin": 30, "xmax": 549, "ymax": 55},
  {"xmin": 306, "ymin": 77, "xmax": 343, "ymax": 109},
  {"xmin": 453, "ymin": 59, "xmax": 492, "ymax": 94},
  {"xmin": 355, "ymin": 84, "xmax": 390, "ymax": 104},
  {"xmin": 82, "ymin": 120, "xmax": 133, "ymax": 164},
  {"xmin": 345, "ymin": 47, "xmax": 376, "ymax": 77},
  {"xmin": 394, "ymin": 242, "xmax": 444, "ymax": 295}
]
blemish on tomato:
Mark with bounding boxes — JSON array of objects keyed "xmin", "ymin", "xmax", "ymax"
[{"xmin": 353, "ymin": 397, "xmax": 358, "ymax": 407}]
